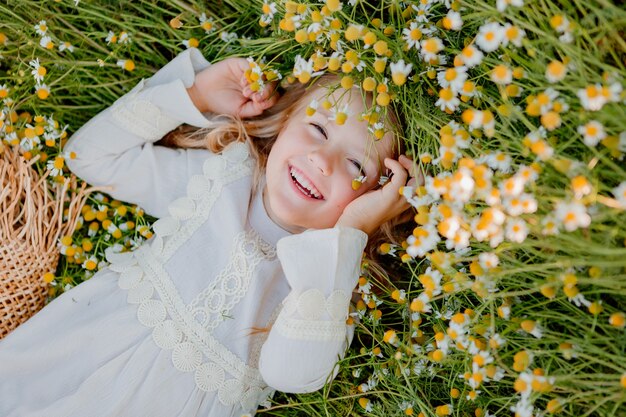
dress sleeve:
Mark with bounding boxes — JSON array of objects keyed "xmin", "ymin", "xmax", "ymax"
[
  {"xmin": 258, "ymin": 227, "xmax": 367, "ymax": 393},
  {"xmin": 64, "ymin": 48, "xmax": 218, "ymax": 219}
]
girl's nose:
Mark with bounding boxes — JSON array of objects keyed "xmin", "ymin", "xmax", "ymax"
[{"xmin": 308, "ymin": 149, "xmax": 333, "ymax": 176}]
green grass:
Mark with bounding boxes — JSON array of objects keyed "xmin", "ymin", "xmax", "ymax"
[{"xmin": 1, "ymin": 0, "xmax": 625, "ymax": 416}]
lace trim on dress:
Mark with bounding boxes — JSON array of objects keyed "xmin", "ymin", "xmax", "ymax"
[
  {"xmin": 274, "ymin": 315, "xmax": 348, "ymax": 341},
  {"xmin": 188, "ymin": 230, "xmax": 276, "ymax": 329},
  {"xmin": 105, "ymin": 142, "xmax": 274, "ymax": 412},
  {"xmin": 273, "ymin": 288, "xmax": 351, "ymax": 341}
]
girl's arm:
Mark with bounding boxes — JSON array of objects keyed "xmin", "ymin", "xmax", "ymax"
[
  {"xmin": 65, "ymin": 48, "xmax": 276, "ymax": 219},
  {"xmin": 258, "ymin": 157, "xmax": 420, "ymax": 393},
  {"xmin": 64, "ymin": 48, "xmax": 216, "ymax": 219},
  {"xmin": 258, "ymin": 226, "xmax": 367, "ymax": 393}
]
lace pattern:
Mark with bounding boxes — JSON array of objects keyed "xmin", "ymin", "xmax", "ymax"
[
  {"xmin": 274, "ymin": 288, "xmax": 351, "ymax": 341},
  {"xmin": 188, "ymin": 230, "xmax": 276, "ymax": 329},
  {"xmin": 105, "ymin": 142, "xmax": 274, "ymax": 412}
]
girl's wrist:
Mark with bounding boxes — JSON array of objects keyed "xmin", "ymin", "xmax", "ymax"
[
  {"xmin": 186, "ymin": 84, "xmax": 208, "ymax": 113},
  {"xmin": 335, "ymin": 216, "xmax": 371, "ymax": 236}
]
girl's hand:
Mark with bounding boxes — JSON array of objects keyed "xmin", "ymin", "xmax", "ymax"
[
  {"xmin": 186, "ymin": 56, "xmax": 279, "ymax": 118},
  {"xmin": 335, "ymin": 155, "xmax": 423, "ymax": 236}
]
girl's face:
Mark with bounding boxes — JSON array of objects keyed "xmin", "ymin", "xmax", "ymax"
[{"xmin": 264, "ymin": 86, "xmax": 394, "ymax": 233}]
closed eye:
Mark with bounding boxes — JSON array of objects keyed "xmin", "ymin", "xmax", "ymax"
[
  {"xmin": 310, "ymin": 122, "xmax": 327, "ymax": 139},
  {"xmin": 350, "ymin": 159, "xmax": 363, "ymax": 172}
]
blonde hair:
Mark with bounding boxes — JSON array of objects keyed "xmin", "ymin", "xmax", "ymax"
[{"xmin": 157, "ymin": 75, "xmax": 414, "ymax": 321}]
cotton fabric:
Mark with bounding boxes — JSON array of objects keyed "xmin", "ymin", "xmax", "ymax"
[{"xmin": 0, "ymin": 48, "xmax": 367, "ymax": 417}]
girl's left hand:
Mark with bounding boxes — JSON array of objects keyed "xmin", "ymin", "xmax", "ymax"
[
  {"xmin": 186, "ymin": 56, "xmax": 279, "ymax": 118},
  {"xmin": 335, "ymin": 155, "xmax": 423, "ymax": 236}
]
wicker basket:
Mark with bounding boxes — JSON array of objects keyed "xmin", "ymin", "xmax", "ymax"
[{"xmin": 0, "ymin": 146, "xmax": 91, "ymax": 339}]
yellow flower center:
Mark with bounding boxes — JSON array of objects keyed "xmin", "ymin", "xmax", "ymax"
[
  {"xmin": 586, "ymin": 85, "xmax": 599, "ymax": 98},
  {"xmin": 547, "ymin": 60, "xmax": 565, "ymax": 77},
  {"xmin": 53, "ymin": 156, "xmax": 65, "ymax": 170},
  {"xmin": 506, "ymin": 26, "xmax": 519, "ymax": 40},
  {"xmin": 586, "ymin": 125, "xmax": 598, "ymax": 136},
  {"xmin": 37, "ymin": 87, "xmax": 49, "ymax": 99},
  {"xmin": 440, "ymin": 88, "xmax": 454, "ymax": 101},
  {"xmin": 445, "ymin": 68, "xmax": 457, "ymax": 81},
  {"xmin": 123, "ymin": 60, "xmax": 135, "ymax": 71},
  {"xmin": 410, "ymin": 28, "xmax": 422, "ymax": 41},
  {"xmin": 493, "ymin": 65, "xmax": 509, "ymax": 81},
  {"xmin": 423, "ymin": 38, "xmax": 440, "ymax": 53}
]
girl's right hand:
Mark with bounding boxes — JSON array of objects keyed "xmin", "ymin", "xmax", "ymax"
[
  {"xmin": 335, "ymin": 155, "xmax": 422, "ymax": 236},
  {"xmin": 186, "ymin": 56, "xmax": 279, "ymax": 118}
]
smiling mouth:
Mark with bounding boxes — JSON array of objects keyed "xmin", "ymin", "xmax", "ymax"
[{"xmin": 289, "ymin": 166, "xmax": 324, "ymax": 200}]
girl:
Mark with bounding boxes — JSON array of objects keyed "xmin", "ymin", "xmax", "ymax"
[{"xmin": 0, "ymin": 48, "xmax": 418, "ymax": 417}]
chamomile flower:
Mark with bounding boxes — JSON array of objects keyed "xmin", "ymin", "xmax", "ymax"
[
  {"xmin": 82, "ymin": 255, "xmax": 99, "ymax": 271},
  {"xmin": 501, "ymin": 23, "xmax": 525, "ymax": 47},
  {"xmin": 59, "ymin": 42, "xmax": 75, "ymax": 52},
  {"xmin": 39, "ymin": 35, "xmax": 54, "ymax": 50},
  {"xmin": 46, "ymin": 155, "xmax": 65, "ymax": 177},
  {"xmin": 105, "ymin": 30, "xmax": 117, "ymax": 44},
  {"xmin": 437, "ymin": 66, "xmax": 467, "ymax": 93},
  {"xmin": 550, "ymin": 14, "xmax": 574, "ymax": 43},
  {"xmin": 436, "ymin": 88, "xmax": 460, "ymax": 112},
  {"xmin": 406, "ymin": 225, "xmax": 440, "ymax": 258},
  {"xmin": 34, "ymin": 20, "xmax": 48, "ymax": 36},
  {"xmin": 555, "ymin": 200, "xmax": 591, "ymax": 231},
  {"xmin": 260, "ymin": 2, "xmax": 277, "ymax": 25},
  {"xmin": 358, "ymin": 397, "xmax": 373, "ymax": 412},
  {"xmin": 500, "ymin": 174, "xmax": 525, "ymax": 197},
  {"xmin": 0, "ymin": 84, "xmax": 9, "ymax": 99},
  {"xmin": 577, "ymin": 120, "xmax": 606, "ymax": 147},
  {"xmin": 199, "ymin": 13, "xmax": 215, "ymax": 33},
  {"xmin": 118, "ymin": 31, "xmax": 131, "ymax": 44},
  {"xmin": 402, "ymin": 21, "xmax": 423, "ymax": 50},
  {"xmin": 182, "ymin": 38, "xmax": 199, "ymax": 48},
  {"xmin": 477, "ymin": 252, "xmax": 499, "ymax": 271},
  {"xmin": 458, "ymin": 45, "xmax": 484, "ymax": 68},
  {"xmin": 442, "ymin": 10, "xmax": 463, "ymax": 31},
  {"xmin": 491, "ymin": 64, "xmax": 512, "ymax": 85},
  {"xmin": 35, "ymin": 83, "xmax": 50, "ymax": 100},
  {"xmin": 351, "ymin": 175, "xmax": 367, "ymax": 190},
  {"xmin": 305, "ymin": 99, "xmax": 318, "ymax": 116},
  {"xmin": 293, "ymin": 54, "xmax": 314, "ymax": 83},
  {"xmin": 571, "ymin": 176, "xmax": 592, "ymax": 199},
  {"xmin": 420, "ymin": 37, "xmax": 444, "ymax": 63},
  {"xmin": 505, "ymin": 218, "xmax": 528, "ymax": 243},
  {"xmin": 410, "ymin": 292, "xmax": 432, "ymax": 313},
  {"xmin": 116, "ymin": 59, "xmax": 135, "ymax": 71},
  {"xmin": 520, "ymin": 319, "xmax": 543, "ymax": 338},
  {"xmin": 461, "ymin": 109, "xmax": 484, "ymax": 131},
  {"xmin": 412, "ymin": 2, "xmax": 432, "ymax": 23},
  {"xmin": 330, "ymin": 104, "xmax": 351, "ymax": 125},
  {"xmin": 29, "ymin": 58, "xmax": 47, "ymax": 82},
  {"xmin": 546, "ymin": 60, "xmax": 568, "ymax": 83},
  {"xmin": 475, "ymin": 22, "xmax": 504, "ymax": 52},
  {"xmin": 577, "ymin": 83, "xmax": 607, "ymax": 111},
  {"xmin": 483, "ymin": 152, "xmax": 512, "ymax": 173},
  {"xmin": 390, "ymin": 59, "xmax": 412, "ymax": 86}
]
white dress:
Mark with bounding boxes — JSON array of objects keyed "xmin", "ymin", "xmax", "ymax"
[{"xmin": 0, "ymin": 48, "xmax": 367, "ymax": 417}]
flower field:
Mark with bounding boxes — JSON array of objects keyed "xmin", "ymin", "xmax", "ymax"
[{"xmin": 1, "ymin": 0, "xmax": 625, "ymax": 416}]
